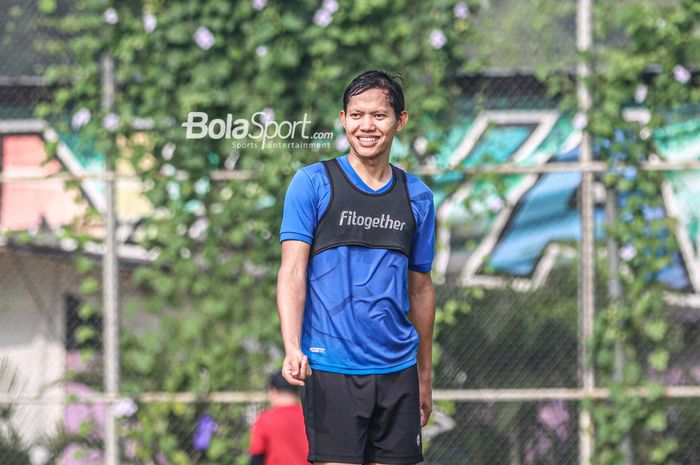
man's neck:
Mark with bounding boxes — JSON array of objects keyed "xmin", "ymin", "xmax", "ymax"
[
  {"xmin": 347, "ymin": 152, "xmax": 392, "ymax": 190},
  {"xmin": 271, "ymin": 396, "xmax": 300, "ymax": 408}
]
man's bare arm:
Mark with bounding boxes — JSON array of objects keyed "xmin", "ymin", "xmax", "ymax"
[
  {"xmin": 277, "ymin": 240, "xmax": 312, "ymax": 386},
  {"xmin": 407, "ymin": 270, "xmax": 436, "ymax": 426}
]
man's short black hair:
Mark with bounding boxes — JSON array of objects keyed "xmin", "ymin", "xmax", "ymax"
[
  {"xmin": 269, "ymin": 372, "xmax": 299, "ymax": 395},
  {"xmin": 343, "ymin": 70, "xmax": 405, "ymax": 117}
]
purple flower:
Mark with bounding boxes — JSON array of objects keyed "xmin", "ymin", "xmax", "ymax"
[
  {"xmin": 314, "ymin": 9, "xmax": 333, "ymax": 27},
  {"xmin": 634, "ymin": 84, "xmax": 648, "ymax": 103},
  {"xmin": 161, "ymin": 142, "xmax": 175, "ymax": 161},
  {"xmin": 112, "ymin": 398, "xmax": 137, "ymax": 418},
  {"xmin": 323, "ymin": 0, "xmax": 339, "ymax": 13},
  {"xmin": 454, "ymin": 1, "xmax": 470, "ymax": 19},
  {"xmin": 620, "ymin": 244, "xmax": 637, "ymax": 261},
  {"xmin": 251, "ymin": 0, "xmax": 267, "ymax": 11},
  {"xmin": 102, "ymin": 113, "xmax": 120, "ymax": 132},
  {"xmin": 538, "ymin": 401, "xmax": 570, "ymax": 440},
  {"xmin": 160, "ymin": 163, "xmax": 176, "ymax": 177},
  {"xmin": 143, "ymin": 13, "xmax": 157, "ymax": 33},
  {"xmin": 71, "ymin": 108, "xmax": 91, "ymax": 130},
  {"xmin": 487, "ymin": 196, "xmax": 504, "ymax": 212},
  {"xmin": 189, "ymin": 217, "xmax": 208, "ymax": 240},
  {"xmin": 193, "ymin": 414, "xmax": 218, "ymax": 451},
  {"xmin": 29, "ymin": 446, "xmax": 50, "ymax": 465},
  {"xmin": 691, "ymin": 364, "xmax": 700, "ymax": 382},
  {"xmin": 335, "ymin": 135, "xmax": 349, "ymax": 151},
  {"xmin": 104, "ymin": 8, "xmax": 118, "ymax": 25},
  {"xmin": 413, "ymin": 136, "xmax": 428, "ymax": 155},
  {"xmin": 673, "ymin": 65, "xmax": 691, "ymax": 84},
  {"xmin": 664, "ymin": 367, "xmax": 685, "ymax": 385},
  {"xmin": 525, "ymin": 429, "xmax": 552, "ymax": 464},
  {"xmin": 260, "ymin": 107, "xmax": 275, "ymax": 124},
  {"xmin": 524, "ymin": 439, "xmax": 536, "ymax": 465},
  {"xmin": 429, "ymin": 29, "xmax": 447, "ymax": 49},
  {"xmin": 194, "ymin": 26, "xmax": 215, "ymax": 50},
  {"xmin": 256, "ymin": 45, "xmax": 268, "ymax": 57}
]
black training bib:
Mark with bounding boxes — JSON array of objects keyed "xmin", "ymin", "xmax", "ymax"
[{"xmin": 310, "ymin": 158, "xmax": 416, "ymax": 257}]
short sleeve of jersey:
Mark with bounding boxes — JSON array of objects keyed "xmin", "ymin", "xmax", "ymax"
[
  {"xmin": 407, "ymin": 174, "xmax": 435, "ymax": 272},
  {"xmin": 248, "ymin": 414, "xmax": 267, "ymax": 455},
  {"xmin": 280, "ymin": 169, "xmax": 318, "ymax": 244}
]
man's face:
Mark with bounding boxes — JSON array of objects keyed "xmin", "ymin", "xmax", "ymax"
[{"xmin": 339, "ymin": 88, "xmax": 408, "ymax": 161}]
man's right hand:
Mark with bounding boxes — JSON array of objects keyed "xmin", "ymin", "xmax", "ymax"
[{"xmin": 282, "ymin": 349, "xmax": 312, "ymax": 386}]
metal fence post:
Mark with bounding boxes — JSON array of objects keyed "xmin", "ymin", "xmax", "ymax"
[
  {"xmin": 101, "ymin": 52, "xmax": 120, "ymax": 465},
  {"xmin": 606, "ymin": 188, "xmax": 634, "ymax": 465},
  {"xmin": 577, "ymin": 0, "xmax": 595, "ymax": 464}
]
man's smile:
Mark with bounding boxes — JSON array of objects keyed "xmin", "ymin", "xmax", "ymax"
[{"xmin": 356, "ymin": 135, "xmax": 381, "ymax": 146}]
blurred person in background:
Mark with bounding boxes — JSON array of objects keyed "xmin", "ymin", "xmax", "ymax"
[
  {"xmin": 277, "ymin": 70, "xmax": 436, "ymax": 465},
  {"xmin": 248, "ymin": 372, "xmax": 309, "ymax": 465}
]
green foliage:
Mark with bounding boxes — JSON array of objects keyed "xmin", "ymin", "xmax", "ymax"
[
  {"xmin": 473, "ymin": 0, "xmax": 577, "ymax": 72},
  {"xmin": 586, "ymin": 1, "xmax": 700, "ymax": 464},
  {"xmin": 0, "ymin": 360, "xmax": 31, "ymax": 465}
]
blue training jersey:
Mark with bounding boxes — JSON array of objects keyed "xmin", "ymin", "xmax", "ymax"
[{"xmin": 280, "ymin": 155, "xmax": 435, "ymax": 375}]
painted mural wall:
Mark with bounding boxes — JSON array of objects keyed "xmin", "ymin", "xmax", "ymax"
[{"xmin": 429, "ymin": 110, "xmax": 700, "ymax": 306}]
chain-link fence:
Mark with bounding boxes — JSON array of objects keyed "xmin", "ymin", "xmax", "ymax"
[{"xmin": 2, "ymin": 0, "xmax": 700, "ymax": 464}]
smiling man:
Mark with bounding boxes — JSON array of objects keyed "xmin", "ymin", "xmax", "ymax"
[{"xmin": 277, "ymin": 70, "xmax": 436, "ymax": 465}]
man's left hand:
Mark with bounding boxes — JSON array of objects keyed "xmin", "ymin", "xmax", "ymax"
[{"xmin": 419, "ymin": 378, "xmax": 433, "ymax": 427}]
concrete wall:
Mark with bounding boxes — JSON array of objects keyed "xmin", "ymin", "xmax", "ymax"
[
  {"xmin": 0, "ymin": 247, "xmax": 144, "ymax": 447},
  {"xmin": 0, "ymin": 248, "xmax": 71, "ymax": 443}
]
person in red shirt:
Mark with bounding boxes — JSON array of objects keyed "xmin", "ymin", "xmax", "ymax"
[{"xmin": 249, "ymin": 373, "xmax": 309, "ymax": 465}]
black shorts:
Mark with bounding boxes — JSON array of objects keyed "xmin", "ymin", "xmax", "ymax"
[{"xmin": 300, "ymin": 364, "xmax": 423, "ymax": 464}]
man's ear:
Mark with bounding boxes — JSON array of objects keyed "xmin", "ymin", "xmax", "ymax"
[
  {"xmin": 339, "ymin": 110, "xmax": 347, "ymax": 129},
  {"xmin": 396, "ymin": 111, "xmax": 408, "ymax": 132}
]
